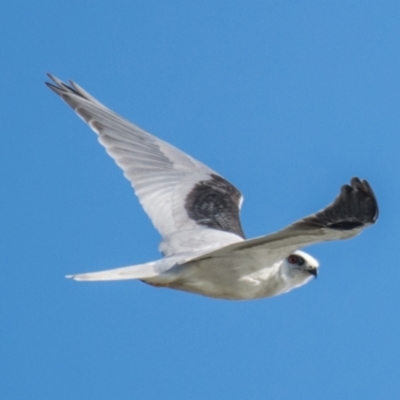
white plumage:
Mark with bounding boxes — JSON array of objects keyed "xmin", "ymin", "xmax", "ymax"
[{"xmin": 47, "ymin": 75, "xmax": 378, "ymax": 300}]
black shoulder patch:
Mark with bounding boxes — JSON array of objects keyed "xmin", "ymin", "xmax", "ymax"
[
  {"xmin": 301, "ymin": 177, "xmax": 378, "ymax": 230},
  {"xmin": 185, "ymin": 174, "xmax": 245, "ymax": 238}
]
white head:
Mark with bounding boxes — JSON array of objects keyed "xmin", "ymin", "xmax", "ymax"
[{"xmin": 281, "ymin": 250, "xmax": 320, "ymax": 290}]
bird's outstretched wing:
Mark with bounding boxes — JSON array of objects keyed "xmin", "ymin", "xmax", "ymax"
[
  {"xmin": 46, "ymin": 75, "xmax": 245, "ymax": 256},
  {"xmin": 192, "ymin": 178, "xmax": 378, "ymax": 264}
]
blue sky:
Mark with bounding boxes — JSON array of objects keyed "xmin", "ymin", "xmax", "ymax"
[{"xmin": 1, "ymin": 1, "xmax": 399, "ymax": 399}]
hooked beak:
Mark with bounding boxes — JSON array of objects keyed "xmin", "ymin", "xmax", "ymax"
[{"xmin": 307, "ymin": 267, "xmax": 318, "ymax": 279}]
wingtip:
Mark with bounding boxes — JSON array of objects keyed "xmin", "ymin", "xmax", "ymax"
[
  {"xmin": 302, "ymin": 176, "xmax": 379, "ymax": 231},
  {"xmin": 45, "ymin": 73, "xmax": 98, "ymax": 105},
  {"xmin": 45, "ymin": 73, "xmax": 64, "ymax": 95},
  {"xmin": 350, "ymin": 176, "xmax": 379, "ymax": 223},
  {"xmin": 46, "ymin": 72, "xmax": 55, "ymax": 81},
  {"xmin": 45, "ymin": 73, "xmax": 62, "ymax": 88}
]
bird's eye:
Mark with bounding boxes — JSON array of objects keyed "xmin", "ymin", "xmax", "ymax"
[{"xmin": 287, "ymin": 255, "xmax": 305, "ymax": 265}]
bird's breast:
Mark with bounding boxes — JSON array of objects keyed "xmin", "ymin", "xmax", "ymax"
[{"xmin": 163, "ymin": 256, "xmax": 287, "ymax": 300}]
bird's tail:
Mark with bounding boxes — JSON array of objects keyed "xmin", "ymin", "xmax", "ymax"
[{"xmin": 66, "ymin": 261, "xmax": 160, "ymax": 282}]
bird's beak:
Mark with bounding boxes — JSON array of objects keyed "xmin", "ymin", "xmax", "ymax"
[{"xmin": 308, "ymin": 267, "xmax": 318, "ymax": 279}]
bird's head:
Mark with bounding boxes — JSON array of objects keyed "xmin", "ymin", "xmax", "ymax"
[{"xmin": 282, "ymin": 250, "xmax": 319, "ymax": 286}]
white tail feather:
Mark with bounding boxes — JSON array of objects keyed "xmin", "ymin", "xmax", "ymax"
[{"xmin": 66, "ymin": 261, "xmax": 160, "ymax": 282}]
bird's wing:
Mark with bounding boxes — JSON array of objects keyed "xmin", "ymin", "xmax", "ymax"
[
  {"xmin": 192, "ymin": 178, "xmax": 378, "ymax": 264},
  {"xmin": 46, "ymin": 75, "xmax": 245, "ymax": 256}
]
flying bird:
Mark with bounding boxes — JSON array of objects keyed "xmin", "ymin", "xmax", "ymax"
[{"xmin": 46, "ymin": 74, "xmax": 378, "ymax": 300}]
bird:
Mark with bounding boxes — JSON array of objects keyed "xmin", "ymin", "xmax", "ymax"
[{"xmin": 46, "ymin": 74, "xmax": 379, "ymax": 300}]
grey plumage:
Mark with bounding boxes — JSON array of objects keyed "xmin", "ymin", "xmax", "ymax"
[{"xmin": 46, "ymin": 74, "xmax": 379, "ymax": 300}]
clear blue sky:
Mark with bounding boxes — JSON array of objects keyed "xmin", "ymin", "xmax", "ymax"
[{"xmin": 1, "ymin": 1, "xmax": 398, "ymax": 399}]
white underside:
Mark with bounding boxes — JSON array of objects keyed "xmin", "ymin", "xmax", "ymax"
[{"xmin": 68, "ymin": 251, "xmax": 314, "ymax": 300}]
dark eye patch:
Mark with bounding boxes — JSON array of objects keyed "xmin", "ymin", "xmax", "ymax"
[{"xmin": 287, "ymin": 255, "xmax": 305, "ymax": 265}]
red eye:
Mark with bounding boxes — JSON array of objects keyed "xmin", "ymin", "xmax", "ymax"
[{"xmin": 288, "ymin": 255, "xmax": 304, "ymax": 265}]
